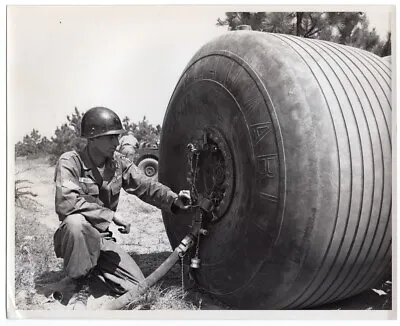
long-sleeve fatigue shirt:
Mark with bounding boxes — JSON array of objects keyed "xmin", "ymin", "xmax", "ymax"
[{"xmin": 54, "ymin": 147, "xmax": 178, "ymax": 232}]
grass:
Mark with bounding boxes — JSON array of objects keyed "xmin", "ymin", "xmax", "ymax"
[
  {"xmin": 15, "ymin": 178, "xmax": 39, "ymax": 209},
  {"xmin": 124, "ymin": 285, "xmax": 200, "ymax": 310},
  {"xmin": 14, "ymin": 197, "xmax": 65, "ymax": 309}
]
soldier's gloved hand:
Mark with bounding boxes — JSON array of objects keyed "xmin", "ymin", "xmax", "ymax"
[
  {"xmin": 113, "ymin": 213, "xmax": 131, "ymax": 234},
  {"xmin": 173, "ymin": 190, "xmax": 191, "ymax": 210}
]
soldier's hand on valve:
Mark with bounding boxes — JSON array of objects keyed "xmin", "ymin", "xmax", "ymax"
[
  {"xmin": 173, "ymin": 190, "xmax": 191, "ymax": 210},
  {"xmin": 113, "ymin": 212, "xmax": 131, "ymax": 234}
]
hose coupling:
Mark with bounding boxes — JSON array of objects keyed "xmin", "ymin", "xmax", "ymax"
[
  {"xmin": 199, "ymin": 228, "xmax": 208, "ymax": 236},
  {"xmin": 176, "ymin": 234, "xmax": 195, "ymax": 256}
]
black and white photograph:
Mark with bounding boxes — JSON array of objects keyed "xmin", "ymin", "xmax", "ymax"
[{"xmin": 6, "ymin": 4, "xmax": 395, "ymax": 320}]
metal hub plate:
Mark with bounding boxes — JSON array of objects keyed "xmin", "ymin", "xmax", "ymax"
[{"xmin": 190, "ymin": 127, "xmax": 235, "ymax": 222}]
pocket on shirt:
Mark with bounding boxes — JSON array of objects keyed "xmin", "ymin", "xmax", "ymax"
[{"xmin": 80, "ymin": 181, "xmax": 99, "ymax": 196}]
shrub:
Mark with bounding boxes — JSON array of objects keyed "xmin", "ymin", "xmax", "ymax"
[
  {"xmin": 48, "ymin": 107, "xmax": 86, "ymax": 165},
  {"xmin": 15, "ymin": 179, "xmax": 38, "ymax": 209},
  {"xmin": 15, "ymin": 129, "xmax": 52, "ymax": 159},
  {"xmin": 122, "ymin": 115, "xmax": 161, "ymax": 145}
]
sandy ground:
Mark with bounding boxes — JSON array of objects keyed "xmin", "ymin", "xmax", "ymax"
[{"xmin": 12, "ymin": 156, "xmax": 392, "ymax": 312}]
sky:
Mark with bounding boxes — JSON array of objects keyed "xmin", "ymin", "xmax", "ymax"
[{"xmin": 7, "ymin": 5, "xmax": 393, "ymax": 143}]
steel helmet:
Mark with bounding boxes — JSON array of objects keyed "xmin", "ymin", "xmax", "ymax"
[{"xmin": 81, "ymin": 107, "xmax": 125, "ymax": 139}]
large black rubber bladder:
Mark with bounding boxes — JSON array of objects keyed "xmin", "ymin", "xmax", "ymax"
[{"xmin": 159, "ymin": 31, "xmax": 392, "ymax": 309}]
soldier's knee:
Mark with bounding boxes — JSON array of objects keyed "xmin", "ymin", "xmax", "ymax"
[{"xmin": 63, "ymin": 214, "xmax": 87, "ymax": 234}]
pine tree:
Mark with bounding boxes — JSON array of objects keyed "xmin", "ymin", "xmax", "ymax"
[
  {"xmin": 216, "ymin": 12, "xmax": 389, "ymax": 56},
  {"xmin": 49, "ymin": 107, "xmax": 87, "ymax": 164},
  {"xmin": 15, "ymin": 129, "xmax": 48, "ymax": 158}
]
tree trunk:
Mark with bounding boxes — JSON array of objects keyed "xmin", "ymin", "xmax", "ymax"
[
  {"xmin": 296, "ymin": 12, "xmax": 303, "ymax": 36},
  {"xmin": 381, "ymin": 33, "xmax": 391, "ymax": 57}
]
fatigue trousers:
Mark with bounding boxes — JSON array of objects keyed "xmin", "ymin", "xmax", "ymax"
[{"xmin": 53, "ymin": 214, "xmax": 145, "ymax": 294}]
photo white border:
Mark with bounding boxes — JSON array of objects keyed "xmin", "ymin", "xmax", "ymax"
[{"xmin": 3, "ymin": 0, "xmax": 398, "ymax": 324}]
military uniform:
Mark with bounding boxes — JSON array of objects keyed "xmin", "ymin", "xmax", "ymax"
[{"xmin": 53, "ymin": 146, "xmax": 178, "ymax": 294}]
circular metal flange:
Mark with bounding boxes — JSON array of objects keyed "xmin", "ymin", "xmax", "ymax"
[{"xmin": 194, "ymin": 127, "xmax": 235, "ymax": 222}]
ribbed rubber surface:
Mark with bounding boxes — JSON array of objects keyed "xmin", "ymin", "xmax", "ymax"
[
  {"xmin": 159, "ymin": 32, "xmax": 392, "ymax": 309},
  {"xmin": 271, "ymin": 34, "xmax": 392, "ymax": 309}
]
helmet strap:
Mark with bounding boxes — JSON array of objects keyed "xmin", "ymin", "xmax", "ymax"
[{"xmin": 87, "ymin": 140, "xmax": 107, "ymax": 168}]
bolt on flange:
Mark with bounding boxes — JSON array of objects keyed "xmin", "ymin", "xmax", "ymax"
[{"xmin": 187, "ymin": 127, "xmax": 235, "ymax": 222}]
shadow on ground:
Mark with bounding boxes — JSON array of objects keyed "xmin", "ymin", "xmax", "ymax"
[
  {"xmin": 129, "ymin": 250, "xmax": 230, "ymax": 309},
  {"xmin": 131, "ymin": 251, "xmax": 180, "ymax": 286},
  {"xmin": 34, "ymin": 270, "xmax": 114, "ymax": 307}
]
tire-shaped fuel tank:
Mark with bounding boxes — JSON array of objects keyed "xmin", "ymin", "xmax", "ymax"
[{"xmin": 159, "ymin": 31, "xmax": 392, "ymax": 309}]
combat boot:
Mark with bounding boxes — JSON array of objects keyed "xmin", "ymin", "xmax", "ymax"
[{"xmin": 67, "ymin": 277, "xmax": 91, "ymax": 310}]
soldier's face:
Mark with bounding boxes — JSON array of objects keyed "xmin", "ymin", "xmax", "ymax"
[{"xmin": 92, "ymin": 134, "xmax": 120, "ymax": 158}]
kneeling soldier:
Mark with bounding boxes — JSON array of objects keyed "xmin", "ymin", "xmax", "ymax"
[{"xmin": 53, "ymin": 107, "xmax": 190, "ymax": 309}]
